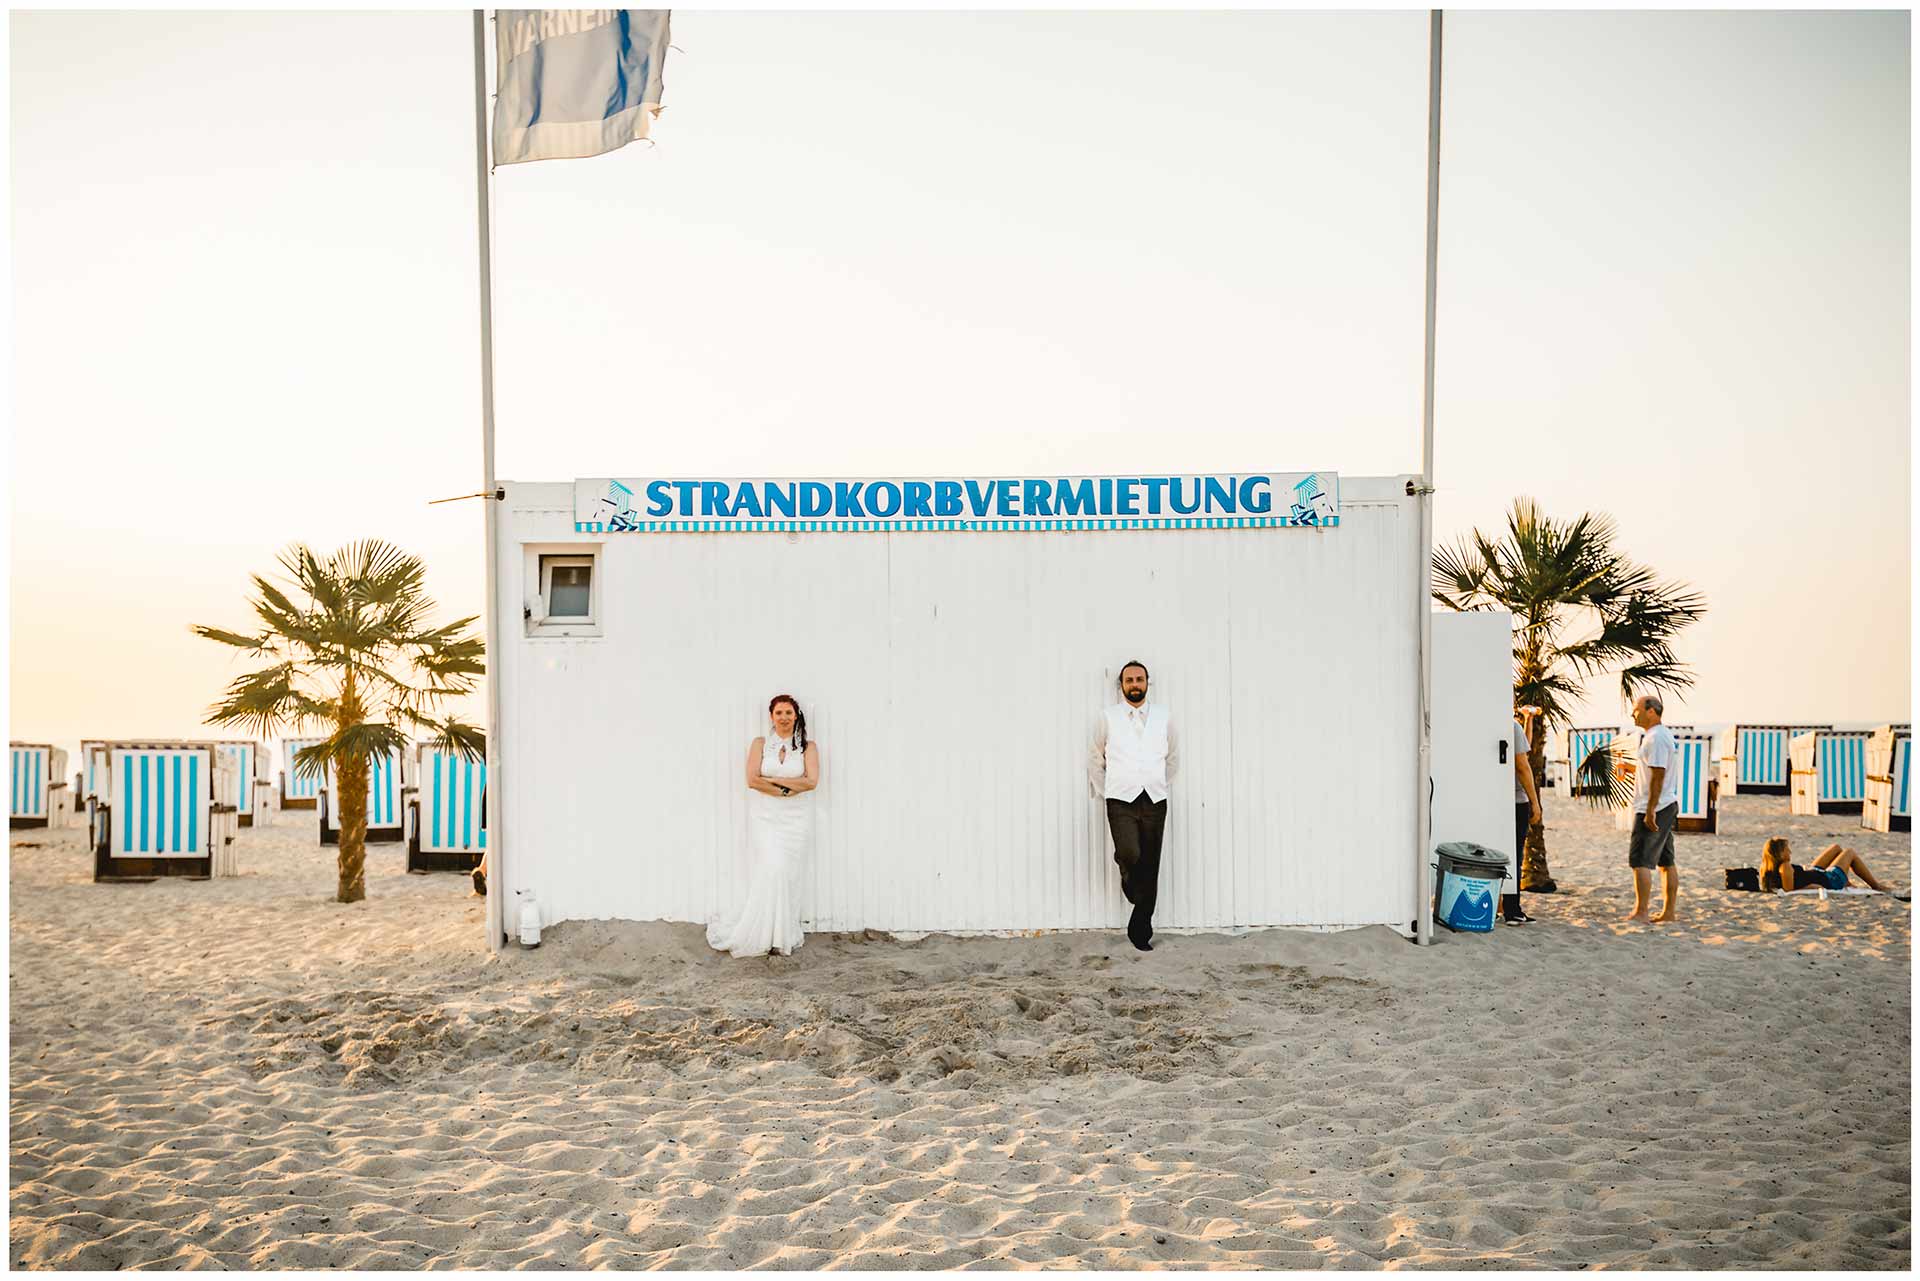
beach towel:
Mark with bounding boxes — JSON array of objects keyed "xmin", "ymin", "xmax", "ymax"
[{"xmin": 1782, "ymin": 885, "xmax": 1883, "ymax": 896}]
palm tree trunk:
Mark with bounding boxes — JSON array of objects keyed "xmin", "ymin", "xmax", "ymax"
[
  {"xmin": 336, "ymin": 674, "xmax": 368, "ymax": 904},
  {"xmin": 1523, "ymin": 734, "xmax": 1558, "ymax": 892}
]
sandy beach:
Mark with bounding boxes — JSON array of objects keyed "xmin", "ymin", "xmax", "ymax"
[{"xmin": 9, "ymin": 792, "xmax": 1909, "ymax": 1269}]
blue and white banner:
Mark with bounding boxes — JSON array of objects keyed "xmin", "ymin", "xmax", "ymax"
[
  {"xmin": 493, "ymin": 10, "xmax": 670, "ymax": 166},
  {"xmin": 574, "ymin": 472, "xmax": 1340, "ymax": 533}
]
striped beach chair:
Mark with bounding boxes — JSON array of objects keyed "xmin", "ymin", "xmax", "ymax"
[
  {"xmin": 1790, "ymin": 729, "xmax": 1872, "ymax": 816},
  {"xmin": 279, "ymin": 736, "xmax": 330, "ymax": 810},
  {"xmin": 1719, "ymin": 724, "xmax": 1830, "ymax": 797},
  {"xmin": 88, "ymin": 742, "xmax": 239, "ymax": 881},
  {"xmin": 1561, "ymin": 726, "xmax": 1620, "ymax": 796},
  {"xmin": 10, "ymin": 743, "xmax": 65, "ymax": 829},
  {"xmin": 1862, "ymin": 725, "xmax": 1911, "ymax": 833},
  {"xmin": 1611, "ymin": 731, "xmax": 1718, "ymax": 834},
  {"xmin": 407, "ymin": 744, "xmax": 487, "ymax": 873},
  {"xmin": 319, "ymin": 747, "xmax": 410, "ymax": 846},
  {"xmin": 210, "ymin": 740, "xmax": 268, "ymax": 828}
]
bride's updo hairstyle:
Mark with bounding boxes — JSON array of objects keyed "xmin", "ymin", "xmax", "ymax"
[{"xmin": 769, "ymin": 694, "xmax": 808, "ymax": 751}]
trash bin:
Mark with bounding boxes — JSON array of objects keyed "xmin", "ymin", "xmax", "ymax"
[{"xmin": 1432, "ymin": 841, "xmax": 1510, "ymax": 933}]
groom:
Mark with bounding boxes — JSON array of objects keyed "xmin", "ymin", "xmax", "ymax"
[{"xmin": 1089, "ymin": 660, "xmax": 1178, "ymax": 951}]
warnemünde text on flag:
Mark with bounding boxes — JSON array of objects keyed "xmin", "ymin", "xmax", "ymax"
[
  {"xmin": 571, "ymin": 473, "xmax": 1342, "ymax": 533},
  {"xmin": 492, "ymin": 10, "xmax": 672, "ymax": 165}
]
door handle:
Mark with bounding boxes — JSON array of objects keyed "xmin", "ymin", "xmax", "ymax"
[{"xmin": 1499, "ymin": 739, "xmax": 1510, "ymax": 764}]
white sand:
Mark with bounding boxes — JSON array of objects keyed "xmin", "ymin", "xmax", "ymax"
[{"xmin": 9, "ymin": 793, "xmax": 1909, "ymax": 1269}]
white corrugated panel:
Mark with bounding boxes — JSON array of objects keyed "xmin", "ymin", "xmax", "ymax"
[{"xmin": 496, "ymin": 478, "xmax": 1420, "ymax": 937}]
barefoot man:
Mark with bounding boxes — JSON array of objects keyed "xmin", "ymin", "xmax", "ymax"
[{"xmin": 1625, "ymin": 694, "xmax": 1680, "ymax": 923}]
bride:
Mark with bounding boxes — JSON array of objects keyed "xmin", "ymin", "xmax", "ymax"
[{"xmin": 707, "ymin": 693, "xmax": 821, "ymax": 958}]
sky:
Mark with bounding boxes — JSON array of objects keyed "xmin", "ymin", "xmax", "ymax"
[{"xmin": 9, "ymin": 7, "xmax": 1911, "ymax": 771}]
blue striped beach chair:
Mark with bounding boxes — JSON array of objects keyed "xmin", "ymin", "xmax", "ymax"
[
  {"xmin": 10, "ymin": 742, "xmax": 62, "ymax": 829},
  {"xmin": 1611, "ymin": 732, "xmax": 1718, "ymax": 834},
  {"xmin": 88, "ymin": 742, "xmax": 238, "ymax": 880},
  {"xmin": 406, "ymin": 744, "xmax": 487, "ymax": 873},
  {"xmin": 211, "ymin": 741, "xmax": 268, "ymax": 828},
  {"xmin": 1668, "ymin": 733, "xmax": 1717, "ymax": 833},
  {"xmin": 1561, "ymin": 726, "xmax": 1621, "ymax": 796},
  {"xmin": 320, "ymin": 747, "xmax": 410, "ymax": 845},
  {"xmin": 279, "ymin": 736, "xmax": 330, "ymax": 811},
  {"xmin": 1718, "ymin": 724, "xmax": 1829, "ymax": 797},
  {"xmin": 1862, "ymin": 726, "xmax": 1911, "ymax": 833},
  {"xmin": 1790, "ymin": 730, "xmax": 1871, "ymax": 816}
]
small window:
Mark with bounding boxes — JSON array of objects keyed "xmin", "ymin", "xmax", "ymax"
[
  {"xmin": 538, "ymin": 554, "xmax": 595, "ymax": 626},
  {"xmin": 545, "ymin": 559, "xmax": 593, "ymax": 619}
]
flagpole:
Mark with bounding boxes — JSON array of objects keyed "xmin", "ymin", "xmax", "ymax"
[
  {"xmin": 1414, "ymin": 8, "xmax": 1442, "ymax": 945},
  {"xmin": 472, "ymin": 7, "xmax": 506, "ymax": 951}
]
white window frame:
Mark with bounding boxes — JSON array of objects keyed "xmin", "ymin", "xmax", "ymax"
[
  {"xmin": 523, "ymin": 544, "xmax": 604, "ymax": 639},
  {"xmin": 540, "ymin": 555, "xmax": 596, "ymax": 623}
]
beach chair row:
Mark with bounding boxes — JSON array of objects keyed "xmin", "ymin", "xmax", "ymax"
[
  {"xmin": 297, "ymin": 741, "xmax": 486, "ymax": 871},
  {"xmin": 19, "ymin": 737, "xmax": 489, "ymax": 881},
  {"xmin": 1541, "ymin": 723, "xmax": 1910, "ymax": 835}
]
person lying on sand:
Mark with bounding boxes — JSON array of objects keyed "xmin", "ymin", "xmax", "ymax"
[{"xmin": 1756, "ymin": 837, "xmax": 1907, "ymax": 899}]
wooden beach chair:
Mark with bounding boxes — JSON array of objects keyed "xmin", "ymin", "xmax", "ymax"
[
  {"xmin": 1790, "ymin": 729, "xmax": 1872, "ymax": 816},
  {"xmin": 1862, "ymin": 725, "xmax": 1911, "ymax": 833},
  {"xmin": 319, "ymin": 745, "xmax": 410, "ymax": 845},
  {"xmin": 407, "ymin": 744, "xmax": 487, "ymax": 874},
  {"xmin": 1719, "ymin": 724, "xmax": 1829, "ymax": 797},
  {"xmin": 9, "ymin": 742, "xmax": 67, "ymax": 830},
  {"xmin": 210, "ymin": 740, "xmax": 268, "ymax": 829},
  {"xmin": 88, "ymin": 742, "xmax": 239, "ymax": 881},
  {"xmin": 278, "ymin": 736, "xmax": 329, "ymax": 811}
]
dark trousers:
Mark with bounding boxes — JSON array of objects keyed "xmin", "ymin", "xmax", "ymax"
[
  {"xmin": 1107, "ymin": 791, "xmax": 1168, "ymax": 945},
  {"xmin": 1506, "ymin": 802, "xmax": 1531, "ymax": 915}
]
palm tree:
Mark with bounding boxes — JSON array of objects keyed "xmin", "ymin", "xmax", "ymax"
[
  {"xmin": 1432, "ymin": 499, "xmax": 1705, "ymax": 892},
  {"xmin": 193, "ymin": 541, "xmax": 485, "ymax": 903}
]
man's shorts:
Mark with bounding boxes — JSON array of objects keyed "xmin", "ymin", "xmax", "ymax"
[{"xmin": 1627, "ymin": 803, "xmax": 1679, "ymax": 869}]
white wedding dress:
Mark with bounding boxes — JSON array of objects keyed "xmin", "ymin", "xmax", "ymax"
[{"xmin": 707, "ymin": 734, "xmax": 812, "ymax": 958}]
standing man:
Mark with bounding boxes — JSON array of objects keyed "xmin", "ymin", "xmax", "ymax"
[
  {"xmin": 1625, "ymin": 693, "xmax": 1680, "ymax": 924},
  {"xmin": 1089, "ymin": 660, "xmax": 1178, "ymax": 952},
  {"xmin": 1506, "ymin": 705, "xmax": 1542, "ymax": 924}
]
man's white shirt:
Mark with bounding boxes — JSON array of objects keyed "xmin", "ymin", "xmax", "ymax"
[
  {"xmin": 1089, "ymin": 701, "xmax": 1178, "ymax": 802},
  {"xmin": 1633, "ymin": 723, "xmax": 1678, "ymax": 813}
]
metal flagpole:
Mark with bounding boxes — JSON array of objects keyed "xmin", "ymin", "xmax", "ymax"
[
  {"xmin": 472, "ymin": 8, "xmax": 507, "ymax": 951},
  {"xmin": 1414, "ymin": 9, "xmax": 1442, "ymax": 945}
]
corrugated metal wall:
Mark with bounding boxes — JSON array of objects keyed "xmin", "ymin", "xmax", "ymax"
[{"xmin": 497, "ymin": 478, "xmax": 1420, "ymax": 935}]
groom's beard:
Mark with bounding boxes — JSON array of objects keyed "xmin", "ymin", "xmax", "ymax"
[{"xmin": 1124, "ymin": 690, "xmax": 1146, "ymax": 704}]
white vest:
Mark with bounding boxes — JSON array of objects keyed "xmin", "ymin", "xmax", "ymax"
[{"xmin": 1104, "ymin": 701, "xmax": 1170, "ymax": 802}]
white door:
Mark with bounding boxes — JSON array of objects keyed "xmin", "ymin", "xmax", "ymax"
[{"xmin": 1431, "ymin": 612, "xmax": 1516, "ymax": 883}]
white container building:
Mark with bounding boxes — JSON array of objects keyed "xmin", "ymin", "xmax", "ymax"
[{"xmin": 485, "ymin": 472, "xmax": 1506, "ymax": 949}]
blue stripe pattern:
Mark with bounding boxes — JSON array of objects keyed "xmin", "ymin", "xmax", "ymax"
[
  {"xmin": 1738, "ymin": 728, "xmax": 1788, "ymax": 787},
  {"xmin": 423, "ymin": 749, "xmax": 487, "ymax": 853},
  {"xmin": 574, "ymin": 516, "xmax": 1342, "ymax": 535},
  {"xmin": 11, "ymin": 747, "xmax": 48, "ymax": 818},
  {"xmin": 337, "ymin": 750, "xmax": 403, "ymax": 828},
  {"xmin": 1817, "ymin": 734, "xmax": 1869, "ymax": 802},
  {"xmin": 284, "ymin": 740, "xmax": 328, "ymax": 799},
  {"xmin": 111, "ymin": 749, "xmax": 208, "ymax": 858}
]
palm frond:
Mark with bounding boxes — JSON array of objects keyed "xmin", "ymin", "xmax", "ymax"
[{"xmin": 190, "ymin": 624, "xmax": 273, "ymax": 653}]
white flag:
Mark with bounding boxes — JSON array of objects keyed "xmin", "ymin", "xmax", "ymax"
[{"xmin": 492, "ymin": 10, "xmax": 670, "ymax": 165}]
